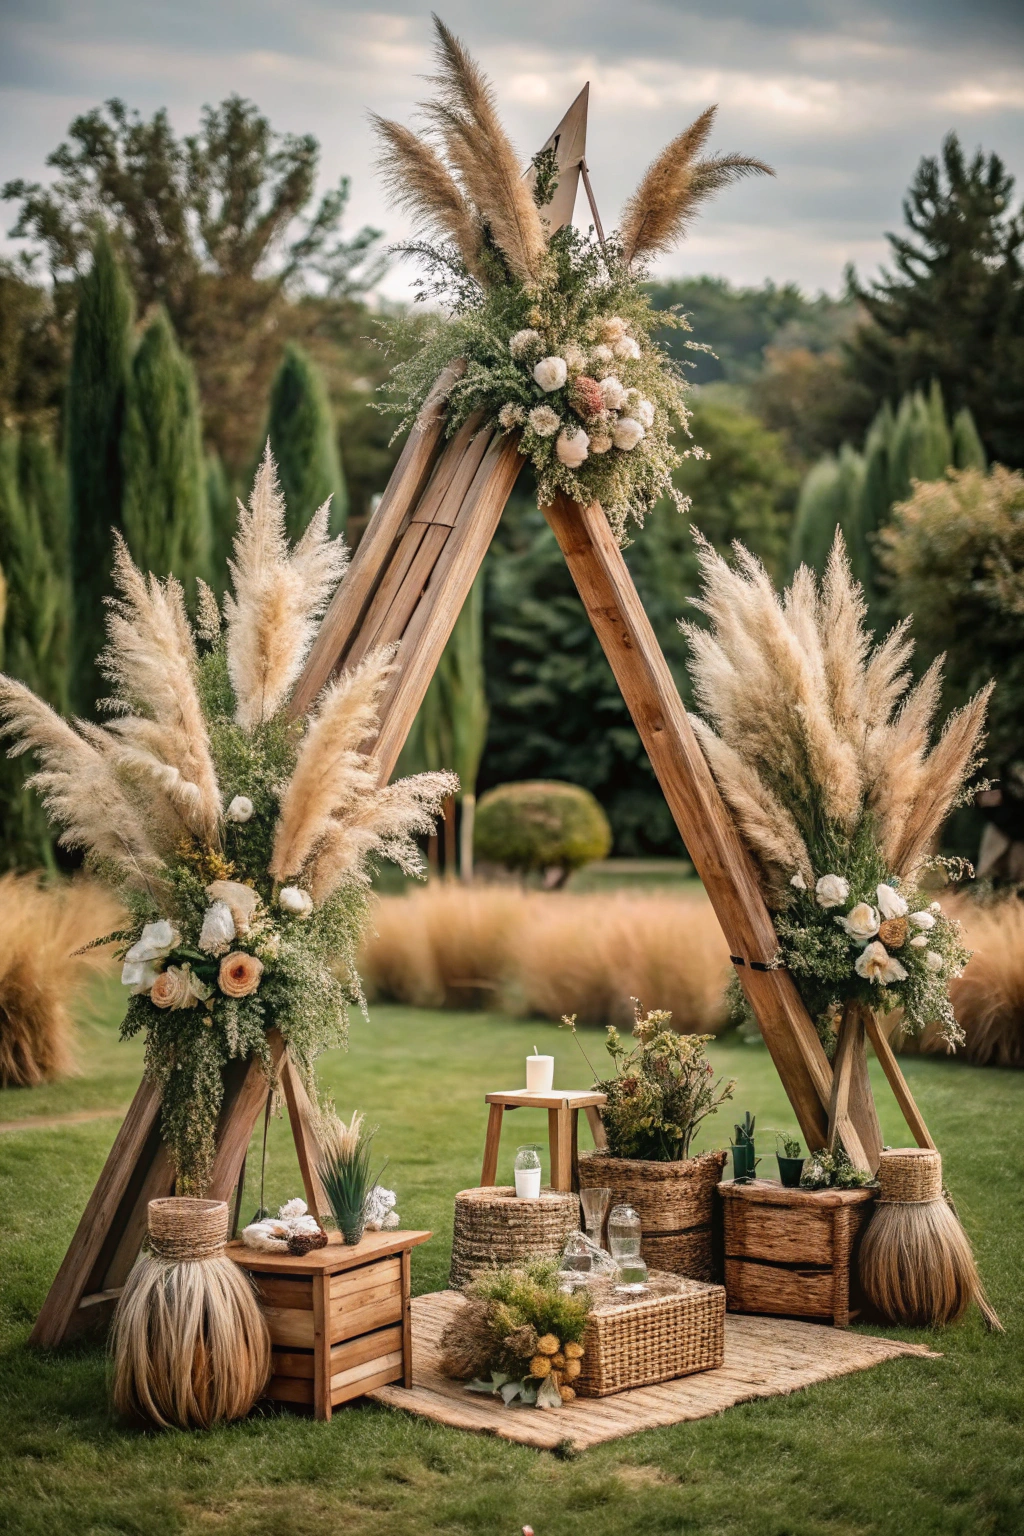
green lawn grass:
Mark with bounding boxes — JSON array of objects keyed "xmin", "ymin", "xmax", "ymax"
[{"xmin": 0, "ymin": 983, "xmax": 1021, "ymax": 1536}]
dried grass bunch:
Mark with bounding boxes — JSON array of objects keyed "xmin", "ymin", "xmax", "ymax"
[
  {"xmin": 683, "ymin": 533, "xmax": 991, "ymax": 1050},
  {"xmin": 0, "ymin": 447, "xmax": 454, "ymax": 1189},
  {"xmin": 0, "ymin": 874, "xmax": 123, "ymax": 1087},
  {"xmin": 374, "ymin": 18, "xmax": 771, "ymax": 537}
]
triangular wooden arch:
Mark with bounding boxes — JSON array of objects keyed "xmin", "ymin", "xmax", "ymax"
[{"xmin": 31, "ymin": 103, "xmax": 937, "ymax": 1351}]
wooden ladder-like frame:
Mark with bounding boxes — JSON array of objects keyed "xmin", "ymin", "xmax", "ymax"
[{"xmin": 31, "ymin": 366, "xmax": 934, "ymax": 1348}]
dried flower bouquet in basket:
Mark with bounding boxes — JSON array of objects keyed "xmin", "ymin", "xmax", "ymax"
[
  {"xmin": 683, "ymin": 532, "xmax": 991, "ymax": 1058},
  {"xmin": 0, "ymin": 451, "xmax": 455, "ymax": 1192},
  {"xmin": 373, "ymin": 19, "xmax": 772, "ymax": 539}
]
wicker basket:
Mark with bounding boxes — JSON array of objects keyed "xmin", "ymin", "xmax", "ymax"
[
  {"xmin": 576, "ymin": 1271, "xmax": 725, "ymax": 1397},
  {"xmin": 147, "ymin": 1197, "xmax": 229, "ymax": 1261},
  {"xmin": 877, "ymin": 1148, "xmax": 942, "ymax": 1203},
  {"xmin": 449, "ymin": 1186, "xmax": 581, "ymax": 1290},
  {"xmin": 578, "ymin": 1148, "xmax": 726, "ymax": 1281}
]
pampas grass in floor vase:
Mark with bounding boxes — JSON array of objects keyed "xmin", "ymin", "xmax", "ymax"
[
  {"xmin": 859, "ymin": 1149, "xmax": 1001, "ymax": 1331},
  {"xmin": 111, "ymin": 1198, "xmax": 270, "ymax": 1429}
]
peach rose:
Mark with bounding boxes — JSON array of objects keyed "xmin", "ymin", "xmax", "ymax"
[
  {"xmin": 218, "ymin": 951, "xmax": 264, "ymax": 998},
  {"xmin": 150, "ymin": 965, "xmax": 199, "ymax": 1010}
]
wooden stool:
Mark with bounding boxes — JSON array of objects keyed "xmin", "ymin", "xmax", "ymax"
[
  {"xmin": 228, "ymin": 1228, "xmax": 430, "ymax": 1419},
  {"xmin": 480, "ymin": 1089, "xmax": 608, "ymax": 1192}
]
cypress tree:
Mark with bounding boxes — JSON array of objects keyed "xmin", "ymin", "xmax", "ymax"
[
  {"xmin": 121, "ymin": 306, "xmax": 210, "ymax": 599},
  {"xmin": 66, "ymin": 230, "xmax": 132, "ymax": 713},
  {"xmin": 952, "ymin": 408, "xmax": 987, "ymax": 470},
  {"xmin": 789, "ymin": 453, "xmax": 861, "ymax": 576},
  {"xmin": 264, "ymin": 343, "xmax": 347, "ymax": 539},
  {"xmin": 205, "ymin": 449, "xmax": 236, "ymax": 593}
]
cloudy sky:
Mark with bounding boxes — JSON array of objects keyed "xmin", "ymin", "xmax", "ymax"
[{"xmin": 2, "ymin": 0, "xmax": 1023, "ymax": 298}]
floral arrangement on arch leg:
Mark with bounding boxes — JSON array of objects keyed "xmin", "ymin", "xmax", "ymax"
[
  {"xmin": 682, "ymin": 532, "xmax": 991, "ymax": 1058},
  {"xmin": 371, "ymin": 18, "xmax": 772, "ymax": 540},
  {"xmin": 0, "ymin": 448, "xmax": 456, "ymax": 1192}
]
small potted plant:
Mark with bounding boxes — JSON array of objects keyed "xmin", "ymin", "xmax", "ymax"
[
  {"xmin": 565, "ymin": 1002, "xmax": 735, "ymax": 1279},
  {"xmin": 776, "ymin": 1133, "xmax": 805, "ymax": 1188},
  {"xmin": 318, "ymin": 1111, "xmax": 386, "ymax": 1245},
  {"xmin": 730, "ymin": 1111, "xmax": 759, "ymax": 1182}
]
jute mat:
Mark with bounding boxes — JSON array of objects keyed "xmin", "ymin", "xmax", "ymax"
[{"xmin": 368, "ymin": 1290, "xmax": 940, "ymax": 1452}]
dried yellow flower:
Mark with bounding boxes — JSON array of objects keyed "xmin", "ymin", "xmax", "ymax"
[
  {"xmin": 563, "ymin": 1358, "xmax": 581, "ymax": 1381},
  {"xmin": 558, "ymin": 1384, "xmax": 576, "ymax": 1403},
  {"xmin": 551, "ymin": 1352, "xmax": 566, "ymax": 1370},
  {"xmin": 529, "ymin": 1355, "xmax": 552, "ymax": 1378},
  {"xmin": 563, "ymin": 1342, "xmax": 584, "ymax": 1360},
  {"xmin": 879, "ymin": 916, "xmax": 909, "ymax": 949},
  {"xmin": 536, "ymin": 1334, "xmax": 560, "ymax": 1356}
]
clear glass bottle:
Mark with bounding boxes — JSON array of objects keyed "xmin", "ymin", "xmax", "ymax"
[
  {"xmin": 607, "ymin": 1203, "xmax": 641, "ymax": 1262},
  {"xmin": 514, "ymin": 1144, "xmax": 542, "ymax": 1199}
]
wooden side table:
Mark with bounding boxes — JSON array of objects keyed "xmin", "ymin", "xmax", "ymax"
[
  {"xmin": 480, "ymin": 1089, "xmax": 607, "ymax": 1192},
  {"xmin": 228, "ymin": 1228, "xmax": 430, "ymax": 1419}
]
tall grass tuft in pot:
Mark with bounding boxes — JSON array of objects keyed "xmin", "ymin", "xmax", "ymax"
[{"xmin": 318, "ymin": 1110, "xmax": 383, "ymax": 1245}]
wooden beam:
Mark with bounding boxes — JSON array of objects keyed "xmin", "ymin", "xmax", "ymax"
[
  {"xmin": 543, "ymin": 493, "xmax": 879, "ymax": 1162},
  {"xmin": 864, "ymin": 1010, "xmax": 937, "ymax": 1151}
]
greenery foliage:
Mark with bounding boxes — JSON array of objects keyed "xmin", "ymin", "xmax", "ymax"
[
  {"xmin": 846, "ymin": 132, "xmax": 1024, "ymax": 470},
  {"xmin": 66, "ymin": 230, "xmax": 132, "ymax": 713},
  {"xmin": 121, "ymin": 306, "xmax": 210, "ymax": 603},
  {"xmin": 566, "ymin": 1001, "xmax": 734, "ymax": 1162},
  {"xmin": 474, "ymin": 780, "xmax": 611, "ymax": 883},
  {"xmin": 264, "ymin": 342, "xmax": 347, "ymax": 539},
  {"xmin": 445, "ymin": 1260, "xmax": 591, "ymax": 1405}
]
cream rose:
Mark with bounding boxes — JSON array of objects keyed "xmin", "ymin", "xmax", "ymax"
[
  {"xmin": 876, "ymin": 883, "xmax": 908, "ymax": 920},
  {"xmin": 909, "ymin": 910, "xmax": 936, "ymax": 930},
  {"xmin": 815, "ymin": 874, "xmax": 850, "ymax": 909},
  {"xmin": 556, "ymin": 427, "xmax": 589, "ymax": 468},
  {"xmin": 855, "ymin": 941, "xmax": 907, "ymax": 985},
  {"xmin": 279, "ymin": 886, "xmax": 314, "ymax": 918},
  {"xmin": 630, "ymin": 398, "xmax": 655, "ymax": 428},
  {"xmin": 837, "ymin": 902, "xmax": 880, "ymax": 942},
  {"xmin": 562, "ymin": 341, "xmax": 588, "ymax": 371},
  {"xmin": 599, "ymin": 375, "xmax": 626, "ymax": 411},
  {"xmin": 613, "ymin": 335, "xmax": 641, "ymax": 361},
  {"xmin": 218, "ymin": 951, "xmax": 264, "ymax": 998},
  {"xmin": 600, "ymin": 316, "xmax": 628, "ymax": 343},
  {"xmin": 612, "ymin": 416, "xmax": 645, "ymax": 451},
  {"xmin": 589, "ymin": 432, "xmax": 613, "ymax": 454},
  {"xmin": 226, "ymin": 795, "xmax": 254, "ymax": 823},
  {"xmin": 151, "ymin": 965, "xmax": 201, "ymax": 1010},
  {"xmin": 533, "ymin": 356, "xmax": 568, "ymax": 392},
  {"xmin": 910, "ymin": 934, "xmax": 928, "ymax": 948},
  {"xmin": 924, "ymin": 949, "xmax": 944, "ymax": 973},
  {"xmin": 590, "ymin": 343, "xmax": 614, "ymax": 368},
  {"xmin": 198, "ymin": 899, "xmax": 236, "ymax": 957}
]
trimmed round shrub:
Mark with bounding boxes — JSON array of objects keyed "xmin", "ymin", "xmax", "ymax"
[{"xmin": 474, "ymin": 781, "xmax": 612, "ymax": 884}]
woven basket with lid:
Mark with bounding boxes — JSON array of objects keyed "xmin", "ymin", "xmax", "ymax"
[{"xmin": 576, "ymin": 1270, "xmax": 725, "ymax": 1397}]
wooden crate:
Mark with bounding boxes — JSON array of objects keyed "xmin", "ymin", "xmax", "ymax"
[
  {"xmin": 228, "ymin": 1228, "xmax": 430, "ymax": 1419},
  {"xmin": 718, "ymin": 1180, "xmax": 876, "ymax": 1327}
]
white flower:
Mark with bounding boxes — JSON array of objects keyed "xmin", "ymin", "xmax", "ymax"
[
  {"xmin": 910, "ymin": 934, "xmax": 928, "ymax": 948},
  {"xmin": 556, "ymin": 427, "xmax": 589, "ymax": 468},
  {"xmin": 509, "ymin": 328, "xmax": 542, "ymax": 360},
  {"xmin": 790, "ymin": 872, "xmax": 807, "ymax": 891},
  {"xmin": 533, "ymin": 355, "xmax": 568, "ymax": 392},
  {"xmin": 612, "ymin": 417, "xmax": 645, "ymax": 451},
  {"xmin": 279, "ymin": 1198, "xmax": 308, "ymax": 1221},
  {"xmin": 589, "ymin": 432, "xmax": 613, "ymax": 454},
  {"xmin": 498, "ymin": 402, "xmax": 525, "ymax": 430},
  {"xmin": 591, "ymin": 343, "xmax": 614, "ymax": 368},
  {"xmin": 198, "ymin": 899, "xmax": 236, "ymax": 957},
  {"xmin": 929, "ymin": 901, "xmax": 942, "ymax": 913},
  {"xmin": 924, "ymin": 949, "xmax": 944, "ymax": 973},
  {"xmin": 124, "ymin": 919, "xmax": 179, "ymax": 966},
  {"xmin": 909, "ymin": 910, "xmax": 936, "ymax": 930},
  {"xmin": 528, "ymin": 404, "xmax": 561, "ymax": 437},
  {"xmin": 599, "ymin": 375, "xmax": 626, "ymax": 410},
  {"xmin": 363, "ymin": 1184, "xmax": 398, "ymax": 1231},
  {"xmin": 279, "ymin": 886, "xmax": 314, "ymax": 918},
  {"xmin": 121, "ymin": 958, "xmax": 160, "ymax": 992},
  {"xmin": 837, "ymin": 902, "xmax": 881, "ymax": 942},
  {"xmin": 855, "ymin": 940, "xmax": 908, "ymax": 985},
  {"xmin": 226, "ymin": 795, "xmax": 254, "ymax": 823},
  {"xmin": 876, "ymin": 883, "xmax": 908, "ymax": 920},
  {"xmin": 815, "ymin": 874, "xmax": 850, "ymax": 909},
  {"xmin": 631, "ymin": 398, "xmax": 655, "ymax": 428},
  {"xmin": 562, "ymin": 341, "xmax": 588, "ymax": 371},
  {"xmin": 599, "ymin": 316, "xmax": 628, "ymax": 343},
  {"xmin": 613, "ymin": 335, "xmax": 641, "ymax": 361}
]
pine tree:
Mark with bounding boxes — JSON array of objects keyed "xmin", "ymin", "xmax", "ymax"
[
  {"xmin": 121, "ymin": 306, "xmax": 209, "ymax": 598},
  {"xmin": 66, "ymin": 229, "xmax": 132, "ymax": 712},
  {"xmin": 0, "ymin": 430, "xmax": 67, "ymax": 868},
  {"xmin": 263, "ymin": 342, "xmax": 347, "ymax": 539},
  {"xmin": 847, "ymin": 133, "xmax": 1024, "ymax": 467}
]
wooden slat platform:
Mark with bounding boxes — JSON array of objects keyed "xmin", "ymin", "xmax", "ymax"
[{"xmin": 367, "ymin": 1290, "xmax": 940, "ymax": 1452}]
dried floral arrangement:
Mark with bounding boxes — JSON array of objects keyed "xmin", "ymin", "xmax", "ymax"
[
  {"xmin": 440, "ymin": 1259, "xmax": 590, "ymax": 1408},
  {"xmin": 372, "ymin": 19, "xmax": 771, "ymax": 538},
  {"xmin": 0, "ymin": 451, "xmax": 455, "ymax": 1191},
  {"xmin": 683, "ymin": 533, "xmax": 990, "ymax": 1054},
  {"xmin": 563, "ymin": 1001, "xmax": 734, "ymax": 1161}
]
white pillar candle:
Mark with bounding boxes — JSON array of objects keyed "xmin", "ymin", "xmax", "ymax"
[
  {"xmin": 515, "ymin": 1166, "xmax": 542, "ymax": 1199},
  {"xmin": 525, "ymin": 1054, "xmax": 554, "ymax": 1093}
]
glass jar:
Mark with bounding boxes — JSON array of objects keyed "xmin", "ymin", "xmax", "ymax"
[
  {"xmin": 607, "ymin": 1203, "xmax": 642, "ymax": 1262},
  {"xmin": 514, "ymin": 1144, "xmax": 542, "ymax": 1199}
]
